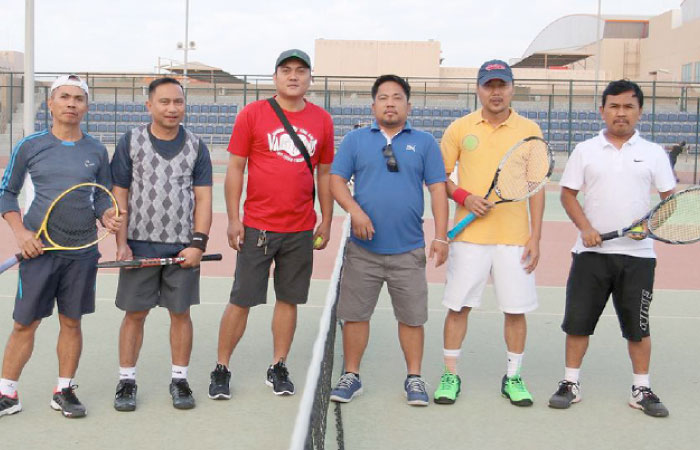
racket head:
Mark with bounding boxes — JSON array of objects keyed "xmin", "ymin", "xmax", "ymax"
[
  {"xmin": 646, "ymin": 186, "xmax": 700, "ymax": 244},
  {"xmin": 40, "ymin": 183, "xmax": 118, "ymax": 251},
  {"xmin": 493, "ymin": 136, "xmax": 554, "ymax": 202}
]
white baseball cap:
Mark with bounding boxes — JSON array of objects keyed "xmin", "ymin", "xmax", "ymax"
[{"xmin": 50, "ymin": 74, "xmax": 89, "ymax": 97}]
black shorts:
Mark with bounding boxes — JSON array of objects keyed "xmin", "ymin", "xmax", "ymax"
[
  {"xmin": 115, "ymin": 264, "xmax": 200, "ymax": 314},
  {"xmin": 562, "ymin": 252, "xmax": 656, "ymax": 342},
  {"xmin": 229, "ymin": 226, "xmax": 313, "ymax": 307},
  {"xmin": 13, "ymin": 253, "xmax": 99, "ymax": 326}
]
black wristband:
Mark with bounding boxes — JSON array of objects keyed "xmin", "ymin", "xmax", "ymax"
[{"xmin": 189, "ymin": 232, "xmax": 208, "ymax": 251}]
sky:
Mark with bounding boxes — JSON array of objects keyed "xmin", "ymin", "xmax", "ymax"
[{"xmin": 0, "ymin": 0, "xmax": 685, "ymax": 74}]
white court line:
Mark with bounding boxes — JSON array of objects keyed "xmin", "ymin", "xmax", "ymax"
[{"xmin": 1, "ymin": 294, "xmax": 699, "ymax": 321}]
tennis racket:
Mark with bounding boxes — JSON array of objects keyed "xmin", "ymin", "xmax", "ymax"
[
  {"xmin": 447, "ymin": 136, "xmax": 554, "ymax": 240},
  {"xmin": 0, "ymin": 182, "xmax": 118, "ymax": 274},
  {"xmin": 97, "ymin": 253, "xmax": 223, "ymax": 268},
  {"xmin": 600, "ymin": 186, "xmax": 700, "ymax": 244}
]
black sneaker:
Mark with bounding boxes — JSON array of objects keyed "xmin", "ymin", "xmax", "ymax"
[
  {"xmin": 114, "ymin": 379, "xmax": 137, "ymax": 412},
  {"xmin": 209, "ymin": 364, "xmax": 231, "ymax": 400},
  {"xmin": 629, "ymin": 385, "xmax": 669, "ymax": 417},
  {"xmin": 548, "ymin": 380, "xmax": 581, "ymax": 409},
  {"xmin": 266, "ymin": 361, "xmax": 295, "ymax": 396},
  {"xmin": 169, "ymin": 379, "xmax": 195, "ymax": 410},
  {"xmin": 0, "ymin": 393, "xmax": 22, "ymax": 417},
  {"xmin": 50, "ymin": 386, "xmax": 87, "ymax": 418}
]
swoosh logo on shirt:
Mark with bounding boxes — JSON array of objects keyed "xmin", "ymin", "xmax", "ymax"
[{"xmin": 633, "ymin": 159, "xmax": 644, "ymax": 162}]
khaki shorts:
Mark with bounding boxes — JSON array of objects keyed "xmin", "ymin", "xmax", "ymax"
[
  {"xmin": 337, "ymin": 240, "xmax": 428, "ymax": 326},
  {"xmin": 116, "ymin": 264, "xmax": 200, "ymax": 314}
]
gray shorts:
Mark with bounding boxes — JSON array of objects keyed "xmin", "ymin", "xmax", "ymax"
[
  {"xmin": 115, "ymin": 264, "xmax": 200, "ymax": 314},
  {"xmin": 229, "ymin": 226, "xmax": 313, "ymax": 307},
  {"xmin": 337, "ymin": 240, "xmax": 428, "ymax": 326}
]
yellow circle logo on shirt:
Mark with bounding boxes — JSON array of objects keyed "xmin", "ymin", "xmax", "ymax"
[{"xmin": 462, "ymin": 134, "xmax": 479, "ymax": 151}]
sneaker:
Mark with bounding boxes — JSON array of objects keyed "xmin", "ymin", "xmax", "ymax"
[
  {"xmin": 266, "ymin": 361, "xmax": 295, "ymax": 396},
  {"xmin": 548, "ymin": 380, "xmax": 581, "ymax": 409},
  {"xmin": 434, "ymin": 370, "xmax": 461, "ymax": 405},
  {"xmin": 50, "ymin": 386, "xmax": 87, "ymax": 418},
  {"xmin": 404, "ymin": 376, "xmax": 429, "ymax": 406},
  {"xmin": 209, "ymin": 364, "xmax": 231, "ymax": 400},
  {"xmin": 629, "ymin": 385, "xmax": 669, "ymax": 417},
  {"xmin": 169, "ymin": 379, "xmax": 195, "ymax": 410},
  {"xmin": 0, "ymin": 393, "xmax": 22, "ymax": 417},
  {"xmin": 501, "ymin": 374, "xmax": 533, "ymax": 407},
  {"xmin": 114, "ymin": 379, "xmax": 137, "ymax": 412},
  {"xmin": 330, "ymin": 373, "xmax": 363, "ymax": 403}
]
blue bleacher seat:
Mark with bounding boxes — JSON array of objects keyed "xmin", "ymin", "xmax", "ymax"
[
  {"xmin": 220, "ymin": 105, "xmax": 228, "ymax": 115},
  {"xmin": 363, "ymin": 107, "xmax": 371, "ymax": 116},
  {"xmin": 227, "ymin": 115, "xmax": 236, "ymax": 124},
  {"xmin": 342, "ymin": 117, "xmax": 351, "ymax": 126},
  {"xmin": 682, "ymin": 124, "xmax": 691, "ymax": 133},
  {"xmin": 423, "ymin": 119, "xmax": 433, "ymax": 127},
  {"xmin": 117, "ymin": 125, "xmax": 127, "ymax": 133},
  {"xmin": 210, "ymin": 105, "xmax": 219, "ymax": 114},
  {"xmin": 412, "ymin": 108, "xmax": 423, "ymax": 116},
  {"xmin": 527, "ymin": 111, "xmax": 537, "ymax": 119},
  {"xmin": 207, "ymin": 115, "xmax": 216, "ymax": 123},
  {"xmin": 201, "ymin": 105, "xmax": 210, "ymax": 114},
  {"xmin": 662, "ymin": 124, "xmax": 671, "ymax": 133},
  {"xmin": 553, "ymin": 133, "xmax": 563, "ymax": 141},
  {"xmin": 679, "ymin": 113, "xmax": 688, "ymax": 122},
  {"xmin": 668, "ymin": 113, "xmax": 678, "ymax": 122},
  {"xmin": 141, "ymin": 114, "xmax": 150, "ymax": 122},
  {"xmin": 550, "ymin": 122, "xmax": 560, "ymax": 130},
  {"xmin": 658, "ymin": 113, "xmax": 668, "ymax": 122},
  {"xmin": 412, "ymin": 118, "xmax": 423, "ymax": 127},
  {"xmin": 433, "ymin": 130, "xmax": 443, "ymax": 139},
  {"xmin": 334, "ymin": 128, "xmax": 341, "ymax": 137},
  {"xmin": 584, "ymin": 133, "xmax": 594, "ymax": 140},
  {"xmin": 424, "ymin": 109, "xmax": 433, "ymax": 117},
  {"xmin": 672, "ymin": 124, "xmax": 681, "ymax": 133},
  {"xmin": 224, "ymin": 126, "xmax": 232, "ymax": 134},
  {"xmin": 191, "ymin": 105, "xmax": 200, "ymax": 114},
  {"xmin": 135, "ymin": 104, "xmax": 145, "ymax": 113},
  {"xmin": 104, "ymin": 113, "xmax": 114, "ymax": 122},
  {"xmin": 217, "ymin": 116, "xmax": 227, "ymax": 124},
  {"xmin": 116, "ymin": 104, "xmax": 125, "ymax": 112},
  {"xmin": 574, "ymin": 133, "xmax": 584, "ymax": 142},
  {"xmin": 231, "ymin": 105, "xmax": 238, "ymax": 113},
  {"xmin": 126, "ymin": 104, "xmax": 134, "ymax": 113},
  {"xmin": 352, "ymin": 107, "xmax": 362, "ymax": 115},
  {"xmin": 581, "ymin": 122, "xmax": 590, "ymax": 131},
  {"xmin": 641, "ymin": 123, "xmax": 651, "ymax": 132},
  {"xmin": 557, "ymin": 112, "xmax": 567, "ymax": 120},
  {"xmin": 97, "ymin": 104, "xmax": 106, "ymax": 112},
  {"xmin": 330, "ymin": 106, "xmax": 341, "ymax": 115},
  {"xmin": 88, "ymin": 104, "xmax": 96, "ymax": 111},
  {"xmin": 342, "ymin": 107, "xmax": 352, "ymax": 115},
  {"xmin": 88, "ymin": 124, "xmax": 97, "ymax": 133},
  {"xmin": 215, "ymin": 126, "xmax": 224, "ymax": 134},
  {"xmin": 538, "ymin": 111, "xmax": 548, "ymax": 120},
  {"xmin": 106, "ymin": 104, "xmax": 115, "ymax": 112},
  {"xmin": 195, "ymin": 125, "xmax": 205, "ymax": 134}
]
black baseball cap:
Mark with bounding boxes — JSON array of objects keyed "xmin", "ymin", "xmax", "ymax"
[{"xmin": 275, "ymin": 49, "xmax": 311, "ymax": 70}]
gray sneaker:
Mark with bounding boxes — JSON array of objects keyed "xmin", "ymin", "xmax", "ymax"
[
  {"xmin": 169, "ymin": 379, "xmax": 195, "ymax": 410},
  {"xmin": 114, "ymin": 379, "xmax": 137, "ymax": 412},
  {"xmin": 50, "ymin": 386, "xmax": 87, "ymax": 418},
  {"xmin": 548, "ymin": 380, "xmax": 581, "ymax": 409},
  {"xmin": 0, "ymin": 393, "xmax": 22, "ymax": 417},
  {"xmin": 629, "ymin": 385, "xmax": 669, "ymax": 418},
  {"xmin": 404, "ymin": 376, "xmax": 429, "ymax": 406}
]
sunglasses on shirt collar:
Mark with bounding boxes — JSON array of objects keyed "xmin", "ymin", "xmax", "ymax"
[{"xmin": 382, "ymin": 144, "xmax": 399, "ymax": 172}]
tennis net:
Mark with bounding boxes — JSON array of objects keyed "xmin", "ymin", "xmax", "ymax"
[{"xmin": 289, "ymin": 217, "xmax": 349, "ymax": 450}]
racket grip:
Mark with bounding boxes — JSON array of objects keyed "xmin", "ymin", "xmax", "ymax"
[
  {"xmin": 0, "ymin": 253, "xmax": 22, "ymax": 275},
  {"xmin": 201, "ymin": 253, "xmax": 222, "ymax": 261},
  {"xmin": 599, "ymin": 230, "xmax": 624, "ymax": 241},
  {"xmin": 447, "ymin": 213, "xmax": 477, "ymax": 240}
]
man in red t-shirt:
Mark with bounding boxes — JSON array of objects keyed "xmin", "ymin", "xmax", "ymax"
[{"xmin": 209, "ymin": 49, "xmax": 334, "ymax": 398}]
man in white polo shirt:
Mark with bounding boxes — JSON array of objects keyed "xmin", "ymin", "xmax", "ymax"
[{"xmin": 548, "ymin": 80, "xmax": 675, "ymax": 417}]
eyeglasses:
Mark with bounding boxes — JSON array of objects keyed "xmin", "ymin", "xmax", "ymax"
[{"xmin": 382, "ymin": 144, "xmax": 399, "ymax": 172}]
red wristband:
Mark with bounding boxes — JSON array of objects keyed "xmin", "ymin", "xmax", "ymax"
[{"xmin": 452, "ymin": 188, "xmax": 471, "ymax": 206}]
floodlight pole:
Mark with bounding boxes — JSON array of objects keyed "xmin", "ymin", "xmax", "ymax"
[
  {"xmin": 183, "ymin": 0, "xmax": 189, "ymax": 90},
  {"xmin": 593, "ymin": 0, "xmax": 602, "ymax": 108},
  {"xmin": 24, "ymin": 0, "xmax": 35, "ymax": 137}
]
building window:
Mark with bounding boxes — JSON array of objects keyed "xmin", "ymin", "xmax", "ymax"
[
  {"xmin": 682, "ymin": 63, "xmax": 692, "ymax": 82},
  {"xmin": 695, "ymin": 62, "xmax": 700, "ymax": 82}
]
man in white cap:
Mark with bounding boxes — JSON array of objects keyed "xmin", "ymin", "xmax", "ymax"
[{"xmin": 0, "ymin": 74, "xmax": 121, "ymax": 418}]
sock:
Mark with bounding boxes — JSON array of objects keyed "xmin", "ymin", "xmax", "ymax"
[
  {"xmin": 0, "ymin": 378, "xmax": 18, "ymax": 396},
  {"xmin": 344, "ymin": 371, "xmax": 359, "ymax": 378},
  {"xmin": 443, "ymin": 348, "xmax": 461, "ymax": 375},
  {"xmin": 56, "ymin": 377, "xmax": 72, "ymax": 391},
  {"xmin": 633, "ymin": 373, "xmax": 650, "ymax": 388},
  {"xmin": 172, "ymin": 365, "xmax": 188, "ymax": 380},
  {"xmin": 564, "ymin": 367, "xmax": 581, "ymax": 384},
  {"xmin": 407, "ymin": 374, "xmax": 421, "ymax": 379},
  {"xmin": 506, "ymin": 351, "xmax": 523, "ymax": 377},
  {"xmin": 119, "ymin": 366, "xmax": 136, "ymax": 381}
]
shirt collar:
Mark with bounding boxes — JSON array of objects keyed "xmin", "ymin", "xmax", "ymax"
[
  {"xmin": 598, "ymin": 129, "xmax": 640, "ymax": 148},
  {"xmin": 474, "ymin": 108, "xmax": 518, "ymax": 128},
  {"xmin": 370, "ymin": 120, "xmax": 412, "ymax": 137}
]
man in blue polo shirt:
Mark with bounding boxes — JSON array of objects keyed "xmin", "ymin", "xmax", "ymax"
[{"xmin": 329, "ymin": 74, "xmax": 448, "ymax": 406}]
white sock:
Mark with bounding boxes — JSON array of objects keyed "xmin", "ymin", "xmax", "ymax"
[
  {"xmin": 56, "ymin": 377, "xmax": 72, "ymax": 391},
  {"xmin": 633, "ymin": 373, "xmax": 650, "ymax": 388},
  {"xmin": 506, "ymin": 351, "xmax": 523, "ymax": 377},
  {"xmin": 443, "ymin": 348, "xmax": 461, "ymax": 375},
  {"xmin": 0, "ymin": 378, "xmax": 18, "ymax": 396},
  {"xmin": 172, "ymin": 365, "xmax": 188, "ymax": 380},
  {"xmin": 564, "ymin": 367, "xmax": 581, "ymax": 383},
  {"xmin": 119, "ymin": 366, "xmax": 136, "ymax": 381}
]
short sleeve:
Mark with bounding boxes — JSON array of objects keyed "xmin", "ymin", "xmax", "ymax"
[
  {"xmin": 110, "ymin": 131, "xmax": 133, "ymax": 189},
  {"xmin": 318, "ymin": 112, "xmax": 335, "ymax": 165},
  {"xmin": 227, "ymin": 106, "xmax": 253, "ymax": 157},
  {"xmin": 440, "ymin": 121, "xmax": 461, "ymax": 174},
  {"xmin": 652, "ymin": 146, "xmax": 677, "ymax": 193},
  {"xmin": 330, "ymin": 132, "xmax": 356, "ymax": 180},
  {"xmin": 423, "ymin": 136, "xmax": 447, "ymax": 185},
  {"xmin": 193, "ymin": 140, "xmax": 213, "ymax": 186},
  {"xmin": 559, "ymin": 144, "xmax": 585, "ymax": 191}
]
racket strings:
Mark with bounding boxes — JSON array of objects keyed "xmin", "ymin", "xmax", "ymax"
[
  {"xmin": 648, "ymin": 189, "xmax": 700, "ymax": 243},
  {"xmin": 495, "ymin": 139, "xmax": 553, "ymax": 201},
  {"xmin": 45, "ymin": 187, "xmax": 103, "ymax": 248}
]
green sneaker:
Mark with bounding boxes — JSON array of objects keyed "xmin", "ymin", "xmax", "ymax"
[
  {"xmin": 501, "ymin": 374, "xmax": 533, "ymax": 407},
  {"xmin": 434, "ymin": 370, "xmax": 461, "ymax": 405}
]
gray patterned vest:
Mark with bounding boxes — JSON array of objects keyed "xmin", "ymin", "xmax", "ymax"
[{"xmin": 127, "ymin": 125, "xmax": 198, "ymax": 244}]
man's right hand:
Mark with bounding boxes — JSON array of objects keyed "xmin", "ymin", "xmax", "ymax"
[
  {"xmin": 227, "ymin": 219, "xmax": 245, "ymax": 251},
  {"xmin": 464, "ymin": 195, "xmax": 494, "ymax": 217},
  {"xmin": 16, "ymin": 228, "xmax": 43, "ymax": 259},
  {"xmin": 350, "ymin": 209, "xmax": 375, "ymax": 241},
  {"xmin": 581, "ymin": 226, "xmax": 602, "ymax": 248},
  {"xmin": 116, "ymin": 244, "xmax": 133, "ymax": 262}
]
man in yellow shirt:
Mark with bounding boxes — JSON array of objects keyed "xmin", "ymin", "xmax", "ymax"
[{"xmin": 434, "ymin": 60, "xmax": 544, "ymax": 406}]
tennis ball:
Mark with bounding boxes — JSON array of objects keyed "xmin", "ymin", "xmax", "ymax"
[
  {"xmin": 313, "ymin": 236, "xmax": 324, "ymax": 249},
  {"xmin": 630, "ymin": 225, "xmax": 644, "ymax": 233}
]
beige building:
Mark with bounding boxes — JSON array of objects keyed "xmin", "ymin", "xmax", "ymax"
[{"xmin": 313, "ymin": 0, "xmax": 700, "ymax": 84}]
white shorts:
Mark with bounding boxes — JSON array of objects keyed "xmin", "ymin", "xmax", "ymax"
[{"xmin": 442, "ymin": 242, "xmax": 538, "ymax": 314}]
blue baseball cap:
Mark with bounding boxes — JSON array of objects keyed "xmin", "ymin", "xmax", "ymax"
[{"xmin": 478, "ymin": 60, "xmax": 513, "ymax": 86}]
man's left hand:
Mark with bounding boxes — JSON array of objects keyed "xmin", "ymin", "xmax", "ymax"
[
  {"xmin": 313, "ymin": 221, "xmax": 332, "ymax": 250},
  {"xmin": 101, "ymin": 207, "xmax": 123, "ymax": 234},
  {"xmin": 178, "ymin": 247, "xmax": 204, "ymax": 268},
  {"xmin": 429, "ymin": 239, "xmax": 449, "ymax": 267},
  {"xmin": 521, "ymin": 237, "xmax": 540, "ymax": 273}
]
